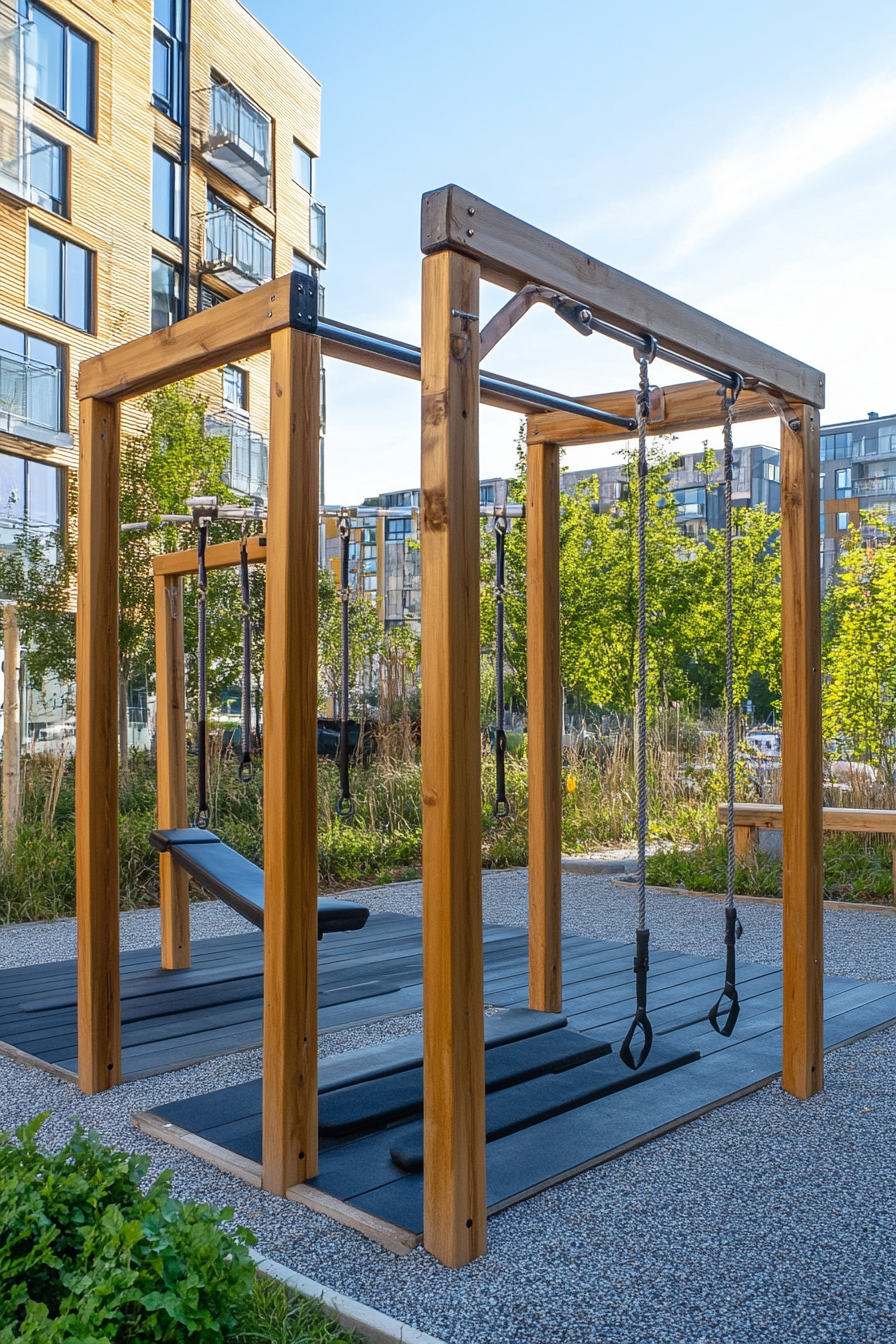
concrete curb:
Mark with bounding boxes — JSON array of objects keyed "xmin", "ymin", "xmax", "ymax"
[
  {"xmin": 250, "ymin": 1250, "xmax": 447, "ymax": 1344},
  {"xmin": 562, "ymin": 857, "xmax": 635, "ymax": 875},
  {"xmin": 611, "ymin": 878, "xmax": 896, "ymax": 915}
]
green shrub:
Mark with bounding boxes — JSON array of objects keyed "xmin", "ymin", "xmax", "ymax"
[
  {"xmin": 0, "ymin": 1114, "xmax": 256, "ymax": 1342},
  {"xmin": 231, "ymin": 1277, "xmax": 359, "ymax": 1343}
]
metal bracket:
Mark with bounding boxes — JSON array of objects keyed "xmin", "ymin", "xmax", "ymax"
[
  {"xmin": 480, "ymin": 284, "xmax": 592, "ymax": 359},
  {"xmin": 289, "ymin": 269, "xmax": 319, "ymax": 333},
  {"xmin": 748, "ymin": 382, "xmax": 801, "ymax": 433}
]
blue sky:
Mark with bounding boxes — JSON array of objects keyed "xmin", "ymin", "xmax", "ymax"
[{"xmin": 246, "ymin": 0, "xmax": 896, "ymax": 502}]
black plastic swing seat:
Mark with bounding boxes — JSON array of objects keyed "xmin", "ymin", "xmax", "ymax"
[{"xmin": 148, "ymin": 828, "xmax": 370, "ymax": 938}]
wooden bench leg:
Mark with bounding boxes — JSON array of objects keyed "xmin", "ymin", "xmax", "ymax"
[{"xmin": 734, "ymin": 825, "xmax": 758, "ymax": 862}]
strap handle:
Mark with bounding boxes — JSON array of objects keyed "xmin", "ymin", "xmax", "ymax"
[
  {"xmin": 620, "ymin": 928, "xmax": 653, "ymax": 1070},
  {"xmin": 193, "ymin": 520, "xmax": 210, "ymax": 828},
  {"xmin": 492, "ymin": 516, "xmax": 509, "ymax": 819},
  {"xmin": 337, "ymin": 517, "xmax": 355, "ymax": 822},
  {"xmin": 237, "ymin": 537, "xmax": 254, "ymax": 783},
  {"xmin": 708, "ymin": 905, "xmax": 742, "ymax": 1036}
]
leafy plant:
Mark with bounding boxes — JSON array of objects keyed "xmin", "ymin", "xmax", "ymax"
[
  {"xmin": 0, "ymin": 1114, "xmax": 256, "ymax": 1342},
  {"xmin": 231, "ymin": 1276, "xmax": 360, "ymax": 1343}
]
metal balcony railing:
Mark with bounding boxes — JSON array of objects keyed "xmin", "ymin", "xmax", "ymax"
[
  {"xmin": 0, "ymin": 351, "xmax": 62, "ymax": 434},
  {"xmin": 205, "ymin": 410, "xmax": 268, "ymax": 501},
  {"xmin": 202, "ymin": 79, "xmax": 271, "ymax": 204},
  {"xmin": 856, "ymin": 476, "xmax": 896, "ymax": 499},
  {"xmin": 202, "ymin": 206, "xmax": 273, "ymax": 292}
]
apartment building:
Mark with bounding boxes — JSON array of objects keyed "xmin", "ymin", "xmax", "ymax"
[
  {"xmin": 561, "ymin": 444, "xmax": 781, "ymax": 542},
  {"xmin": 818, "ymin": 411, "xmax": 896, "ymax": 584},
  {"xmin": 0, "ymin": 0, "xmax": 324, "ymax": 532}
]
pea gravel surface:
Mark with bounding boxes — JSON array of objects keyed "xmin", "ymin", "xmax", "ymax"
[{"xmin": 2, "ymin": 871, "xmax": 894, "ymax": 1344}]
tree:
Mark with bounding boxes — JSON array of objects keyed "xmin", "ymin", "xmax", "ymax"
[
  {"xmin": 317, "ymin": 567, "xmax": 384, "ymax": 715},
  {"xmin": 0, "ymin": 528, "xmax": 77, "ymax": 688}
]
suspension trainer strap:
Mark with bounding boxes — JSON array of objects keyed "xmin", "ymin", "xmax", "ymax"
[
  {"xmin": 336, "ymin": 516, "xmax": 354, "ymax": 821},
  {"xmin": 621, "ymin": 342, "xmax": 656, "ymax": 1070},
  {"xmin": 237, "ymin": 538, "xmax": 254, "ymax": 782},
  {"xmin": 194, "ymin": 520, "xmax": 210, "ymax": 828},
  {"xmin": 493, "ymin": 514, "xmax": 510, "ymax": 818},
  {"xmin": 710, "ymin": 375, "xmax": 745, "ymax": 1036}
]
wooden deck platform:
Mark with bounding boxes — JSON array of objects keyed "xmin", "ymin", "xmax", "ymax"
[{"xmin": 131, "ymin": 914, "xmax": 896, "ymax": 1251}]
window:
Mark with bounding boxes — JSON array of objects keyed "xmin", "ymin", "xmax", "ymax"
[
  {"xmin": 25, "ymin": 128, "xmax": 67, "ymax": 215},
  {"xmin": 763, "ymin": 461, "xmax": 780, "ymax": 482},
  {"xmin": 613, "ymin": 480, "xmax": 629, "ymax": 502},
  {"xmin": 150, "ymin": 254, "xmax": 181, "ymax": 331},
  {"xmin": 28, "ymin": 225, "xmax": 92, "ymax": 331},
  {"xmin": 309, "ymin": 200, "xmax": 326, "ymax": 266},
  {"xmin": 820, "ymin": 513, "xmax": 825, "ymax": 537},
  {"xmin": 837, "ymin": 512, "xmax": 850, "ymax": 532},
  {"xmin": 27, "ymin": 3, "xmax": 94, "ymax": 135},
  {"xmin": 222, "ymin": 364, "xmax": 247, "ymax": 411},
  {"xmin": 199, "ymin": 283, "xmax": 225, "ymax": 311},
  {"xmin": 385, "ymin": 517, "xmax": 412, "ymax": 542},
  {"xmin": 152, "ymin": 147, "xmax": 182, "ymax": 241},
  {"xmin": 479, "ymin": 484, "xmax": 495, "ymax": 506},
  {"xmin": 363, "ymin": 575, "xmax": 377, "ymax": 592},
  {"xmin": 821, "ymin": 431, "xmax": 853, "ymax": 461},
  {"xmin": 152, "ymin": 0, "xmax": 183, "ymax": 121},
  {"xmin": 292, "ymin": 140, "xmax": 314, "ymax": 193},
  {"xmin": 0, "ymin": 449, "xmax": 62, "ymax": 548},
  {"xmin": 835, "ymin": 468, "xmax": 852, "ymax": 499},
  {"xmin": 0, "ymin": 323, "xmax": 64, "ymax": 432},
  {"xmin": 674, "ymin": 487, "xmax": 706, "ymax": 519},
  {"xmin": 292, "ymin": 253, "xmax": 325, "ymax": 314}
]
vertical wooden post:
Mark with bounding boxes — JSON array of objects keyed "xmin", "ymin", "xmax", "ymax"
[
  {"xmin": 526, "ymin": 433, "xmax": 562, "ymax": 1012},
  {"xmin": 154, "ymin": 574, "xmax": 190, "ymax": 969},
  {"xmin": 420, "ymin": 249, "xmax": 486, "ymax": 1268},
  {"xmin": 780, "ymin": 405, "xmax": 824, "ymax": 1099},
  {"xmin": 262, "ymin": 326, "xmax": 320, "ymax": 1195},
  {"xmin": 734, "ymin": 825, "xmax": 758, "ymax": 861},
  {"xmin": 76, "ymin": 398, "xmax": 121, "ymax": 1093},
  {"xmin": 3, "ymin": 602, "xmax": 20, "ymax": 848}
]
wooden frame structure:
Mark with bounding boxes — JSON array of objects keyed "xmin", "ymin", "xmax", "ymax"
[{"xmin": 75, "ymin": 188, "xmax": 825, "ymax": 1268}]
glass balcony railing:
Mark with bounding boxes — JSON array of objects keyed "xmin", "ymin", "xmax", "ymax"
[
  {"xmin": 0, "ymin": 134, "xmax": 65, "ymax": 214},
  {"xmin": 205, "ymin": 410, "xmax": 268, "ymax": 501},
  {"xmin": 0, "ymin": 351, "xmax": 62, "ymax": 434},
  {"xmin": 309, "ymin": 199, "xmax": 326, "ymax": 266},
  {"xmin": 202, "ymin": 79, "xmax": 271, "ymax": 204},
  {"xmin": 856, "ymin": 476, "xmax": 896, "ymax": 499},
  {"xmin": 202, "ymin": 206, "xmax": 273, "ymax": 292}
]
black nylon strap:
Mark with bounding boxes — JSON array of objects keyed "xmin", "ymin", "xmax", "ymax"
[
  {"xmin": 336, "ymin": 518, "xmax": 354, "ymax": 821},
  {"xmin": 194, "ymin": 521, "xmax": 210, "ymax": 828},
  {"xmin": 237, "ymin": 539, "xmax": 253, "ymax": 782},
  {"xmin": 493, "ymin": 516, "xmax": 509, "ymax": 818},
  {"xmin": 709, "ymin": 905, "xmax": 742, "ymax": 1036},
  {"xmin": 620, "ymin": 927, "xmax": 654, "ymax": 1070}
]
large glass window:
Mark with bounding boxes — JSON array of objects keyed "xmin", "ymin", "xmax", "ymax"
[
  {"xmin": 385, "ymin": 517, "xmax": 412, "ymax": 542},
  {"xmin": 26, "ymin": 128, "xmax": 66, "ymax": 215},
  {"xmin": 222, "ymin": 364, "xmax": 247, "ymax": 411},
  {"xmin": 292, "ymin": 140, "xmax": 314, "ymax": 193},
  {"xmin": 309, "ymin": 200, "xmax": 326, "ymax": 266},
  {"xmin": 27, "ymin": 3, "xmax": 95, "ymax": 135},
  {"xmin": 0, "ymin": 450, "xmax": 62, "ymax": 549},
  {"xmin": 152, "ymin": 0, "xmax": 183, "ymax": 121},
  {"xmin": 151, "ymin": 254, "xmax": 181, "ymax": 331},
  {"xmin": 821, "ymin": 431, "xmax": 853, "ymax": 461},
  {"xmin": 151, "ymin": 147, "xmax": 182, "ymax": 242},
  {"xmin": 835, "ymin": 468, "xmax": 852, "ymax": 499},
  {"xmin": 28, "ymin": 225, "xmax": 92, "ymax": 331},
  {"xmin": 0, "ymin": 323, "xmax": 64, "ymax": 433}
]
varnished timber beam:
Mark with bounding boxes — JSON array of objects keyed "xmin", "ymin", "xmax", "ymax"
[
  {"xmin": 780, "ymin": 406, "xmax": 824, "ymax": 1100},
  {"xmin": 262, "ymin": 326, "xmax": 320, "ymax": 1195},
  {"xmin": 420, "ymin": 250, "xmax": 487, "ymax": 1267},
  {"xmin": 527, "ymin": 380, "xmax": 780, "ymax": 449},
  {"xmin": 526, "ymin": 432, "xmax": 562, "ymax": 1013},
  {"xmin": 422, "ymin": 186, "xmax": 825, "ymax": 408},
  {"xmin": 154, "ymin": 574, "xmax": 190, "ymax": 969},
  {"xmin": 152, "ymin": 534, "xmax": 267, "ymax": 578},
  {"xmin": 76, "ymin": 399, "xmax": 121, "ymax": 1092},
  {"xmin": 718, "ymin": 802, "xmax": 896, "ymax": 834}
]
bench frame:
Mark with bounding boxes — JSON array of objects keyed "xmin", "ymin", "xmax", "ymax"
[
  {"xmin": 719, "ymin": 802, "xmax": 896, "ymax": 888},
  {"xmin": 74, "ymin": 187, "xmax": 824, "ymax": 1268}
]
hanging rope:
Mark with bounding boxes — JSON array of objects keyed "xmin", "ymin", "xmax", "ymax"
[
  {"xmin": 710, "ymin": 374, "xmax": 745, "ymax": 1035},
  {"xmin": 620, "ymin": 339, "xmax": 656, "ymax": 1071},
  {"xmin": 493, "ymin": 513, "xmax": 510, "ymax": 818},
  {"xmin": 336, "ymin": 515, "xmax": 355, "ymax": 821},
  {"xmin": 194, "ymin": 520, "xmax": 210, "ymax": 828},
  {"xmin": 237, "ymin": 536, "xmax": 254, "ymax": 782}
]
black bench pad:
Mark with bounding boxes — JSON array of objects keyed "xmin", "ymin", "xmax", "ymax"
[
  {"xmin": 149, "ymin": 829, "xmax": 369, "ymax": 937},
  {"xmin": 318, "ymin": 1028, "xmax": 611, "ymax": 1137},
  {"xmin": 389, "ymin": 1041, "xmax": 701, "ymax": 1171}
]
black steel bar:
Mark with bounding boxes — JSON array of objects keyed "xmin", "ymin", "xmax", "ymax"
[{"xmin": 583, "ymin": 312, "xmax": 740, "ymax": 391}]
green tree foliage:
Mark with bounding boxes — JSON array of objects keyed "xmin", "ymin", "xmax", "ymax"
[
  {"xmin": 0, "ymin": 528, "xmax": 77, "ymax": 687},
  {"xmin": 317, "ymin": 567, "xmax": 384, "ymax": 714}
]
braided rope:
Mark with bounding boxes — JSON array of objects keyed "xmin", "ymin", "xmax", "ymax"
[
  {"xmin": 194, "ymin": 520, "xmax": 209, "ymax": 828},
  {"xmin": 635, "ymin": 355, "xmax": 651, "ymax": 931}
]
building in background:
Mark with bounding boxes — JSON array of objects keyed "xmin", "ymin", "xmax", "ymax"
[
  {"xmin": 561, "ymin": 444, "xmax": 781, "ymax": 542},
  {"xmin": 0, "ymin": 0, "xmax": 324, "ymax": 738},
  {"xmin": 818, "ymin": 412, "xmax": 896, "ymax": 585}
]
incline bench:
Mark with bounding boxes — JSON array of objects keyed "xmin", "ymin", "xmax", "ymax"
[
  {"xmin": 718, "ymin": 803, "xmax": 896, "ymax": 886},
  {"xmin": 149, "ymin": 828, "xmax": 370, "ymax": 938}
]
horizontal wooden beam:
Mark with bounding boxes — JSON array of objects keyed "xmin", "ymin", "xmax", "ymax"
[
  {"xmin": 718, "ymin": 802, "xmax": 896, "ymax": 835},
  {"xmin": 422, "ymin": 186, "xmax": 825, "ymax": 408},
  {"xmin": 527, "ymin": 379, "xmax": 778, "ymax": 448},
  {"xmin": 78, "ymin": 277, "xmax": 312, "ymax": 403},
  {"xmin": 152, "ymin": 534, "xmax": 267, "ymax": 578}
]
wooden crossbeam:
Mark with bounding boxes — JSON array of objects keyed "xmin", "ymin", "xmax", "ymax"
[
  {"xmin": 527, "ymin": 379, "xmax": 779, "ymax": 448},
  {"xmin": 152, "ymin": 534, "xmax": 267, "ymax": 578},
  {"xmin": 422, "ymin": 186, "xmax": 825, "ymax": 408},
  {"xmin": 718, "ymin": 802, "xmax": 896, "ymax": 834}
]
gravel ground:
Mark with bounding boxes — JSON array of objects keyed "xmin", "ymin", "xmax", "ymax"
[{"xmin": 2, "ymin": 873, "xmax": 895, "ymax": 1344}]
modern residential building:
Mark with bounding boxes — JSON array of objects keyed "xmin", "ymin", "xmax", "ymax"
[
  {"xmin": 0, "ymin": 0, "xmax": 324, "ymax": 524},
  {"xmin": 561, "ymin": 444, "xmax": 781, "ymax": 542},
  {"xmin": 818, "ymin": 411, "xmax": 896, "ymax": 584}
]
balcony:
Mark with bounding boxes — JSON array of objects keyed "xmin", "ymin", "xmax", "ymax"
[
  {"xmin": 201, "ymin": 79, "xmax": 271, "ymax": 205},
  {"xmin": 309, "ymin": 199, "xmax": 327, "ymax": 266},
  {"xmin": 0, "ymin": 351, "xmax": 69, "ymax": 448},
  {"xmin": 205, "ymin": 410, "xmax": 268, "ymax": 501},
  {"xmin": 856, "ymin": 476, "xmax": 896, "ymax": 500},
  {"xmin": 201, "ymin": 204, "xmax": 273, "ymax": 292},
  {"xmin": 0, "ymin": 133, "xmax": 64, "ymax": 213}
]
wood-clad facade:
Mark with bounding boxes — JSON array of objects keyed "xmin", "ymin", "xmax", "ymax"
[{"xmin": 0, "ymin": 0, "xmax": 322, "ymax": 524}]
